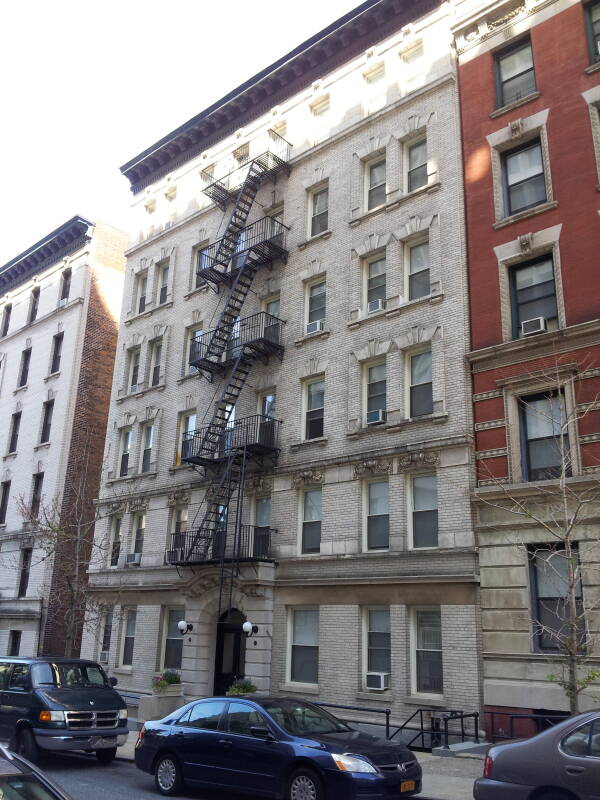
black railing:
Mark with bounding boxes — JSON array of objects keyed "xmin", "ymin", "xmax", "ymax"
[
  {"xmin": 182, "ymin": 414, "xmax": 281, "ymax": 464},
  {"xmin": 486, "ymin": 711, "xmax": 569, "ymax": 743},
  {"xmin": 198, "ymin": 216, "xmax": 288, "ymax": 272},
  {"xmin": 189, "ymin": 312, "xmax": 284, "ymax": 368},
  {"xmin": 166, "ymin": 525, "xmax": 274, "ymax": 565}
]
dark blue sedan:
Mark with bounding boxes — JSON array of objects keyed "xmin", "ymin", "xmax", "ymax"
[{"xmin": 134, "ymin": 695, "xmax": 422, "ymax": 799}]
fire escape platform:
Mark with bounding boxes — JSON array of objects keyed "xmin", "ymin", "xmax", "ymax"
[
  {"xmin": 166, "ymin": 525, "xmax": 276, "ymax": 567},
  {"xmin": 182, "ymin": 414, "xmax": 281, "ymax": 468}
]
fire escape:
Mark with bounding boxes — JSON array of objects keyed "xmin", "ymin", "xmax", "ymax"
[{"xmin": 166, "ymin": 130, "xmax": 290, "ymax": 613}]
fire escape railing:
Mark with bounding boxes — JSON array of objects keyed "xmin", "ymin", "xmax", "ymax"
[
  {"xmin": 182, "ymin": 414, "xmax": 281, "ymax": 465},
  {"xmin": 198, "ymin": 216, "xmax": 288, "ymax": 278},
  {"xmin": 189, "ymin": 311, "xmax": 284, "ymax": 373},
  {"xmin": 167, "ymin": 525, "xmax": 276, "ymax": 566}
]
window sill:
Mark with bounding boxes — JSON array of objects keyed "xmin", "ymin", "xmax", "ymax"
[
  {"xmin": 294, "ymin": 329, "xmax": 330, "ymax": 347},
  {"xmin": 113, "ymin": 666, "xmax": 133, "ymax": 675},
  {"xmin": 585, "ymin": 61, "xmax": 600, "ymax": 75},
  {"xmin": 280, "ymin": 682, "xmax": 319, "ymax": 695},
  {"xmin": 348, "ymin": 291, "xmax": 444, "ymax": 329},
  {"xmin": 349, "ymin": 197, "xmax": 402, "ymax": 226},
  {"xmin": 105, "ymin": 474, "xmax": 138, "ymax": 486},
  {"xmin": 13, "ymin": 385, "xmax": 28, "ymax": 395},
  {"xmin": 297, "ymin": 230, "xmax": 332, "ymax": 250},
  {"xmin": 493, "ymin": 200, "xmax": 558, "ymax": 230},
  {"xmin": 404, "ymin": 694, "xmax": 446, "ymax": 708},
  {"xmin": 375, "ymin": 411, "xmax": 448, "ymax": 434},
  {"xmin": 184, "ymin": 284, "xmax": 210, "ymax": 301},
  {"xmin": 44, "ymin": 371, "xmax": 61, "ymax": 383},
  {"xmin": 137, "ymin": 471, "xmax": 157, "ymax": 479},
  {"xmin": 3, "ymin": 452, "xmax": 17, "ymax": 461},
  {"xmin": 290, "ymin": 437, "xmax": 329, "ymax": 452},
  {"xmin": 34, "ymin": 442, "xmax": 51, "ymax": 451},
  {"xmin": 124, "ymin": 307, "xmax": 155, "ymax": 325},
  {"xmin": 489, "ymin": 91, "xmax": 541, "ymax": 119},
  {"xmin": 168, "ymin": 464, "xmax": 195, "ymax": 475},
  {"xmin": 356, "ymin": 690, "xmax": 393, "ymax": 702},
  {"xmin": 177, "ymin": 372, "xmax": 201, "ymax": 385}
]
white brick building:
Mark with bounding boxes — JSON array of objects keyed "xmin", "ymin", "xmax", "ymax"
[
  {"xmin": 83, "ymin": 0, "xmax": 482, "ymax": 726},
  {"xmin": 0, "ymin": 217, "xmax": 126, "ymax": 656}
]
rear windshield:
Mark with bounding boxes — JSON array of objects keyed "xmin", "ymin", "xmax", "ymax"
[
  {"xmin": 31, "ymin": 662, "xmax": 110, "ymax": 688},
  {"xmin": 0, "ymin": 775, "xmax": 61, "ymax": 800}
]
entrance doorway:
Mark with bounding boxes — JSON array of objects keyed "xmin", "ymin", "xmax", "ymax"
[{"xmin": 213, "ymin": 609, "xmax": 247, "ymax": 696}]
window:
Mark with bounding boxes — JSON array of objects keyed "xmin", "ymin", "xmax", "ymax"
[
  {"xmin": 587, "ymin": 1, "xmax": 600, "ymax": 62},
  {"xmin": 302, "ymin": 488, "xmax": 321, "ymax": 554},
  {"xmin": 8, "ymin": 412, "xmax": 21, "ymax": 453},
  {"xmin": 163, "ymin": 607, "xmax": 184, "ymax": 670},
  {"xmin": 7, "ymin": 631, "xmax": 22, "ymax": 658},
  {"xmin": 135, "ymin": 273, "xmax": 147, "ymax": 314},
  {"xmin": 157, "ymin": 261, "xmax": 169, "ymax": 305},
  {"xmin": 121, "ymin": 609, "xmax": 136, "ymax": 666},
  {"xmin": 101, "ymin": 608, "xmax": 113, "ymax": 655},
  {"xmin": 187, "ymin": 326, "xmax": 203, "ymax": 370},
  {"xmin": 110, "ymin": 518, "xmax": 122, "ymax": 566},
  {"xmin": 310, "ymin": 187, "xmax": 328, "ymax": 237},
  {"xmin": 366, "ymin": 609, "xmax": 391, "ymax": 677},
  {"xmin": 502, "ymin": 140, "xmax": 547, "ymax": 216},
  {"xmin": 40, "ymin": 400, "xmax": 54, "ymax": 443},
  {"xmin": 28, "ymin": 288, "xmax": 40, "ymax": 324},
  {"xmin": 366, "ymin": 480, "xmax": 389, "ymax": 550},
  {"xmin": 50, "ymin": 332, "xmax": 63, "ymax": 374},
  {"xmin": 132, "ymin": 514, "xmax": 145, "ymax": 555},
  {"xmin": 31, "ymin": 473, "xmax": 44, "ymax": 518},
  {"xmin": 59, "ymin": 269, "xmax": 71, "ymax": 303},
  {"xmin": 173, "ymin": 506, "xmax": 188, "ymax": 534},
  {"xmin": 181, "ymin": 700, "xmax": 226, "ymax": 730},
  {"xmin": 226, "ymin": 702, "xmax": 264, "ymax": 736},
  {"xmin": 290, "ymin": 608, "xmax": 319, "ymax": 684},
  {"xmin": 178, "ymin": 412, "xmax": 196, "ymax": 463},
  {"xmin": 367, "ymin": 158, "xmax": 386, "ymax": 209},
  {"xmin": 366, "ymin": 361, "xmax": 386, "ymax": 424},
  {"xmin": 0, "ymin": 481, "xmax": 10, "ymax": 524},
  {"xmin": 119, "ymin": 429, "xmax": 132, "ymax": 477},
  {"xmin": 411, "ymin": 475, "xmax": 438, "ymax": 548},
  {"xmin": 260, "ymin": 392, "xmax": 276, "ymax": 419},
  {"xmin": 530, "ymin": 546, "xmax": 584, "ymax": 651},
  {"xmin": 150, "ymin": 339, "xmax": 162, "ymax": 387},
  {"xmin": 196, "ymin": 245, "xmax": 210, "ymax": 288},
  {"xmin": 414, "ymin": 608, "xmax": 443, "ymax": 694},
  {"xmin": 264, "ymin": 296, "xmax": 280, "ymax": 317},
  {"xmin": 254, "ymin": 496, "xmax": 271, "ymax": 558},
  {"xmin": 511, "ymin": 257, "xmax": 558, "ymax": 337},
  {"xmin": 519, "ymin": 391, "xmax": 569, "ymax": 481},
  {"xmin": 128, "ymin": 348, "xmax": 140, "ymax": 393},
  {"xmin": 307, "ymin": 280, "xmax": 326, "ymax": 325},
  {"xmin": 407, "ymin": 138, "xmax": 427, "ymax": 192},
  {"xmin": 410, "ymin": 350, "xmax": 433, "ymax": 417},
  {"xmin": 366, "ymin": 255, "xmax": 386, "ymax": 307},
  {"xmin": 495, "ymin": 39, "xmax": 536, "ymax": 107},
  {"xmin": 305, "ymin": 379, "xmax": 324, "ymax": 440},
  {"xmin": 17, "ymin": 548, "xmax": 31, "ymax": 598},
  {"xmin": 1, "ymin": 305, "xmax": 11, "ymax": 337},
  {"xmin": 18, "ymin": 348, "xmax": 31, "ymax": 387},
  {"xmin": 408, "ymin": 240, "xmax": 430, "ymax": 301},
  {"xmin": 562, "ymin": 721, "xmax": 600, "ymax": 758},
  {"xmin": 141, "ymin": 423, "xmax": 154, "ymax": 473}
]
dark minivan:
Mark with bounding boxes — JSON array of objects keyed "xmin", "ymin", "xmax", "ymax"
[{"xmin": 0, "ymin": 657, "xmax": 128, "ymax": 763}]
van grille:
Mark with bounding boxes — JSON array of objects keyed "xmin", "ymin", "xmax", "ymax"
[{"xmin": 64, "ymin": 711, "xmax": 120, "ymax": 730}]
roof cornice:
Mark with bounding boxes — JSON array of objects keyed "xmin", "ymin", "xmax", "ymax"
[
  {"xmin": 0, "ymin": 216, "xmax": 94, "ymax": 296},
  {"xmin": 120, "ymin": 0, "xmax": 438, "ymax": 194}
]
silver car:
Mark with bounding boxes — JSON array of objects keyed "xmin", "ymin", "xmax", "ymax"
[{"xmin": 474, "ymin": 711, "xmax": 600, "ymax": 800}]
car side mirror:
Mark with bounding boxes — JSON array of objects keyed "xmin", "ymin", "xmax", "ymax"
[
  {"xmin": 250, "ymin": 726, "xmax": 274, "ymax": 741},
  {"xmin": 109, "ymin": 677, "xmax": 118, "ymax": 687}
]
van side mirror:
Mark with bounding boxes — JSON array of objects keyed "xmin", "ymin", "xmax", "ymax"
[
  {"xmin": 250, "ymin": 726, "xmax": 275, "ymax": 741},
  {"xmin": 109, "ymin": 676, "xmax": 118, "ymax": 687}
]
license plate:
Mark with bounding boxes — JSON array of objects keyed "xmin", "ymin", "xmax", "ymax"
[{"xmin": 400, "ymin": 780, "xmax": 416, "ymax": 792}]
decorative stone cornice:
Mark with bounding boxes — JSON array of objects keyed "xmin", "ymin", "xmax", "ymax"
[
  {"xmin": 167, "ymin": 489, "xmax": 191, "ymax": 507},
  {"xmin": 103, "ymin": 501, "xmax": 126, "ymax": 516},
  {"xmin": 353, "ymin": 458, "xmax": 393, "ymax": 479},
  {"xmin": 291, "ymin": 468, "xmax": 325, "ymax": 488},
  {"xmin": 398, "ymin": 451, "xmax": 440, "ymax": 470},
  {"xmin": 245, "ymin": 475, "xmax": 274, "ymax": 496},
  {"xmin": 453, "ymin": 0, "xmax": 553, "ymax": 56},
  {"xmin": 128, "ymin": 497, "xmax": 148, "ymax": 513}
]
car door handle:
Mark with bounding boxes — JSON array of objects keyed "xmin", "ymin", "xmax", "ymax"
[
  {"xmin": 218, "ymin": 739, "xmax": 232, "ymax": 747},
  {"xmin": 566, "ymin": 766, "xmax": 585, "ymax": 775}
]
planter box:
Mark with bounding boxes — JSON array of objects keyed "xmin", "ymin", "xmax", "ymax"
[
  {"xmin": 154, "ymin": 684, "xmax": 184, "ymax": 697},
  {"xmin": 139, "ymin": 685, "xmax": 184, "ymax": 723}
]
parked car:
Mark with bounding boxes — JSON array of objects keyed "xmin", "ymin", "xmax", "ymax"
[
  {"xmin": 0, "ymin": 743, "xmax": 74, "ymax": 800},
  {"xmin": 135, "ymin": 695, "xmax": 422, "ymax": 799},
  {"xmin": 474, "ymin": 710, "xmax": 600, "ymax": 799},
  {"xmin": 0, "ymin": 657, "xmax": 128, "ymax": 763}
]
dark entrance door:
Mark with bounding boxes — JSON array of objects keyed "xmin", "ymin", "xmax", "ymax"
[{"xmin": 213, "ymin": 609, "xmax": 247, "ymax": 695}]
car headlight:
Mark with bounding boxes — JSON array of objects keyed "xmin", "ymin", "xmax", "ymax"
[
  {"xmin": 331, "ymin": 753, "xmax": 377, "ymax": 774},
  {"xmin": 39, "ymin": 711, "xmax": 65, "ymax": 722},
  {"xmin": 119, "ymin": 709, "xmax": 128, "ymax": 720}
]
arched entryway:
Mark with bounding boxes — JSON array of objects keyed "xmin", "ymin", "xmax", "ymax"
[{"xmin": 213, "ymin": 608, "xmax": 247, "ymax": 695}]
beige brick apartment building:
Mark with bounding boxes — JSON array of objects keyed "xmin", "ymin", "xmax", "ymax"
[
  {"xmin": 0, "ymin": 218, "xmax": 126, "ymax": 656},
  {"xmin": 82, "ymin": 0, "xmax": 481, "ymax": 722}
]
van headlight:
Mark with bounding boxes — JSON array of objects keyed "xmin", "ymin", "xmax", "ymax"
[
  {"xmin": 331, "ymin": 753, "xmax": 377, "ymax": 773},
  {"xmin": 119, "ymin": 709, "xmax": 128, "ymax": 721},
  {"xmin": 39, "ymin": 711, "xmax": 65, "ymax": 722}
]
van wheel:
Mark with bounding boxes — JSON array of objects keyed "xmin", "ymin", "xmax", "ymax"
[
  {"xmin": 96, "ymin": 747, "xmax": 117, "ymax": 764},
  {"xmin": 17, "ymin": 728, "xmax": 41, "ymax": 763},
  {"xmin": 155, "ymin": 753, "xmax": 183, "ymax": 796},
  {"xmin": 287, "ymin": 767, "xmax": 324, "ymax": 800}
]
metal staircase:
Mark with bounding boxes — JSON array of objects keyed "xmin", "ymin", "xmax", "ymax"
[{"xmin": 166, "ymin": 130, "xmax": 291, "ymax": 612}]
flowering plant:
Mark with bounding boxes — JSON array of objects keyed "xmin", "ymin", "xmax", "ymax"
[
  {"xmin": 226, "ymin": 678, "xmax": 257, "ymax": 696},
  {"xmin": 152, "ymin": 670, "xmax": 181, "ymax": 692}
]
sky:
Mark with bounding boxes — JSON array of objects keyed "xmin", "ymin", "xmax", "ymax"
[{"xmin": 0, "ymin": 0, "xmax": 362, "ymax": 265}]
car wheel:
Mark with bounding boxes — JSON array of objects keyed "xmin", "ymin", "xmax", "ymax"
[
  {"xmin": 96, "ymin": 747, "xmax": 117, "ymax": 765},
  {"xmin": 17, "ymin": 728, "xmax": 41, "ymax": 763},
  {"xmin": 154, "ymin": 753, "xmax": 183, "ymax": 796},
  {"xmin": 287, "ymin": 767, "xmax": 324, "ymax": 800}
]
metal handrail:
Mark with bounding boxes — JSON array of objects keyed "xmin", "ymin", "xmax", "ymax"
[
  {"xmin": 189, "ymin": 311, "xmax": 284, "ymax": 366},
  {"xmin": 167, "ymin": 524, "xmax": 275, "ymax": 563},
  {"xmin": 200, "ymin": 129, "xmax": 291, "ymax": 187},
  {"xmin": 182, "ymin": 414, "xmax": 281, "ymax": 462},
  {"xmin": 198, "ymin": 216, "xmax": 288, "ymax": 272}
]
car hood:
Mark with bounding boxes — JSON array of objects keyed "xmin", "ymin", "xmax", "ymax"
[
  {"xmin": 301, "ymin": 729, "xmax": 415, "ymax": 766},
  {"xmin": 36, "ymin": 687, "xmax": 125, "ymax": 711}
]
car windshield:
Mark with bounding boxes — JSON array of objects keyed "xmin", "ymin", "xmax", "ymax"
[
  {"xmin": 0, "ymin": 775, "xmax": 61, "ymax": 800},
  {"xmin": 31, "ymin": 662, "xmax": 109, "ymax": 689},
  {"xmin": 260, "ymin": 699, "xmax": 351, "ymax": 736}
]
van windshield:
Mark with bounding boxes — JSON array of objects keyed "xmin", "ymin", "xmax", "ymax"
[{"xmin": 31, "ymin": 662, "xmax": 110, "ymax": 688}]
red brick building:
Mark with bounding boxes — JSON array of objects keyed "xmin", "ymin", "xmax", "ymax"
[{"xmin": 454, "ymin": 0, "xmax": 600, "ymax": 730}]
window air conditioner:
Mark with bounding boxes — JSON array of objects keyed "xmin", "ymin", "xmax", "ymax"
[
  {"xmin": 521, "ymin": 317, "xmax": 547, "ymax": 337},
  {"xmin": 367, "ymin": 299, "xmax": 385, "ymax": 313},
  {"xmin": 99, "ymin": 651, "xmax": 109, "ymax": 665},
  {"xmin": 365, "ymin": 672, "xmax": 391, "ymax": 691},
  {"xmin": 125, "ymin": 553, "xmax": 142, "ymax": 567},
  {"xmin": 366, "ymin": 409, "xmax": 385, "ymax": 425},
  {"xmin": 306, "ymin": 320, "xmax": 324, "ymax": 335}
]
